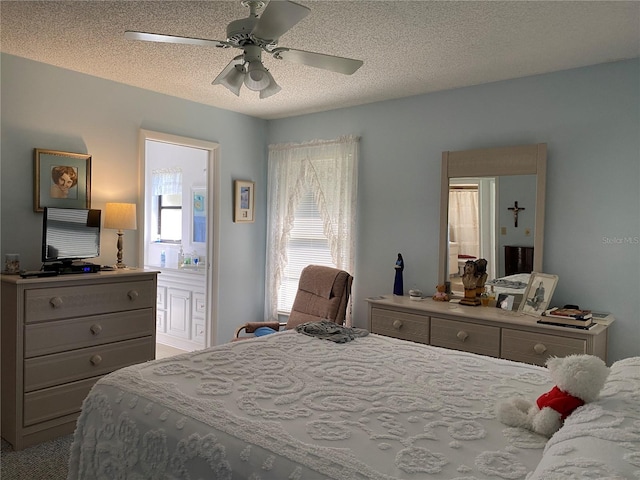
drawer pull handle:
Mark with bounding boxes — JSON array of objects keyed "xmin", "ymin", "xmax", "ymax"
[
  {"xmin": 49, "ymin": 296, "xmax": 63, "ymax": 308},
  {"xmin": 90, "ymin": 354, "xmax": 102, "ymax": 366},
  {"xmin": 392, "ymin": 319, "xmax": 403, "ymax": 330},
  {"xmin": 456, "ymin": 331, "xmax": 469, "ymax": 342},
  {"xmin": 534, "ymin": 343, "xmax": 547, "ymax": 355},
  {"xmin": 90, "ymin": 324, "xmax": 102, "ymax": 335},
  {"xmin": 127, "ymin": 290, "xmax": 139, "ymax": 301}
]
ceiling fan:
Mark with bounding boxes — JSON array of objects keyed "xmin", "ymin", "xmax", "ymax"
[{"xmin": 125, "ymin": 0, "xmax": 364, "ymax": 99}]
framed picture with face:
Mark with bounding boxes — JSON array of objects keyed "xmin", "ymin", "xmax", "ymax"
[
  {"xmin": 519, "ymin": 272, "xmax": 559, "ymax": 316},
  {"xmin": 34, "ymin": 149, "xmax": 91, "ymax": 212}
]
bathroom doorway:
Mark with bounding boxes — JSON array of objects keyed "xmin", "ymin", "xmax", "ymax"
[{"xmin": 139, "ymin": 130, "xmax": 219, "ymax": 351}]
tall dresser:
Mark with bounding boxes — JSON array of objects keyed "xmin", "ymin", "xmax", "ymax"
[{"xmin": 1, "ymin": 269, "xmax": 158, "ymax": 450}]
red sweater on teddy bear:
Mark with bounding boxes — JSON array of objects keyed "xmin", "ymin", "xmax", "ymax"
[{"xmin": 536, "ymin": 386, "xmax": 585, "ymax": 420}]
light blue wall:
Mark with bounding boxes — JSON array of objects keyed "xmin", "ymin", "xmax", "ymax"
[
  {"xmin": 0, "ymin": 53, "xmax": 268, "ymax": 344},
  {"xmin": 267, "ymin": 59, "xmax": 640, "ymax": 363},
  {"xmin": 2, "ymin": 54, "xmax": 638, "ymax": 360}
]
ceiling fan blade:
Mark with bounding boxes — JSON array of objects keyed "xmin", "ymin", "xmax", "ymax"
[
  {"xmin": 125, "ymin": 31, "xmax": 231, "ymax": 48},
  {"xmin": 271, "ymin": 48, "xmax": 363, "ymax": 75},
  {"xmin": 251, "ymin": 1, "xmax": 310, "ymax": 42}
]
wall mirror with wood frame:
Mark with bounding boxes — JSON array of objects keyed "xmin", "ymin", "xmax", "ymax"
[{"xmin": 438, "ymin": 143, "xmax": 547, "ymax": 296}]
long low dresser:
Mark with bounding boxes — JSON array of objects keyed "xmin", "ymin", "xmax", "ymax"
[
  {"xmin": 1, "ymin": 269, "xmax": 158, "ymax": 450},
  {"xmin": 366, "ymin": 295, "xmax": 613, "ymax": 366}
]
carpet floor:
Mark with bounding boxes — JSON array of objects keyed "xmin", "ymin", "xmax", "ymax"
[{"xmin": 0, "ymin": 435, "xmax": 72, "ymax": 480}]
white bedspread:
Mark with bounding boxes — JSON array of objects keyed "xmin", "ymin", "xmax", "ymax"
[{"xmin": 68, "ymin": 331, "xmax": 554, "ymax": 479}]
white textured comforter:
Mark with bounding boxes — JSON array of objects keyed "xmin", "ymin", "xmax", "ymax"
[{"xmin": 68, "ymin": 331, "xmax": 555, "ymax": 479}]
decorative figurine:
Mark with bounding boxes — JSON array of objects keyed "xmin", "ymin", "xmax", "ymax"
[
  {"xmin": 393, "ymin": 253, "xmax": 404, "ymax": 295},
  {"xmin": 459, "ymin": 259, "xmax": 485, "ymax": 306},
  {"xmin": 432, "ymin": 284, "xmax": 450, "ymax": 302},
  {"xmin": 461, "ymin": 260, "xmax": 478, "ymax": 289},
  {"xmin": 474, "ymin": 258, "xmax": 488, "ymax": 297}
]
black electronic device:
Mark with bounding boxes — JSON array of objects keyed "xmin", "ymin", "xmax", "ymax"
[
  {"xmin": 43, "ymin": 262, "xmax": 101, "ymax": 274},
  {"xmin": 41, "ymin": 207, "xmax": 102, "ymax": 274},
  {"xmin": 19, "ymin": 270, "xmax": 59, "ymax": 278}
]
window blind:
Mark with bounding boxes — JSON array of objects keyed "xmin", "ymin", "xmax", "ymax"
[{"xmin": 277, "ymin": 189, "xmax": 334, "ymax": 312}]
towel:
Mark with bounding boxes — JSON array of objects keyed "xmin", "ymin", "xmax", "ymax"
[
  {"xmin": 486, "ymin": 279, "xmax": 528, "ymax": 289},
  {"xmin": 295, "ymin": 320, "xmax": 369, "ymax": 343},
  {"xmin": 297, "ymin": 265, "xmax": 341, "ymax": 299}
]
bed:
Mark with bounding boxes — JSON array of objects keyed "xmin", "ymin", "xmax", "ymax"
[{"xmin": 67, "ymin": 329, "xmax": 639, "ymax": 479}]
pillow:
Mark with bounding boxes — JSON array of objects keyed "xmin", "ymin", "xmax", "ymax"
[{"xmin": 254, "ymin": 326, "xmax": 278, "ymax": 337}]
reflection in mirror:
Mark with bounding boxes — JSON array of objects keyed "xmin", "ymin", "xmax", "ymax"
[
  {"xmin": 448, "ymin": 177, "xmax": 496, "ymax": 281},
  {"xmin": 439, "ymin": 144, "xmax": 546, "ymax": 296},
  {"xmin": 448, "ymin": 174, "xmax": 537, "ymax": 294}
]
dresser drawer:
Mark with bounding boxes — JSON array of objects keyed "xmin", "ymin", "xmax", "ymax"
[
  {"xmin": 23, "ymin": 377, "xmax": 98, "ymax": 427},
  {"xmin": 24, "ymin": 280, "xmax": 156, "ymax": 323},
  {"xmin": 24, "ymin": 337, "xmax": 154, "ymax": 392},
  {"xmin": 502, "ymin": 329, "xmax": 587, "ymax": 366},
  {"xmin": 370, "ymin": 308, "xmax": 429, "ymax": 343},
  {"xmin": 24, "ymin": 309, "xmax": 155, "ymax": 358},
  {"xmin": 430, "ymin": 317, "xmax": 500, "ymax": 357}
]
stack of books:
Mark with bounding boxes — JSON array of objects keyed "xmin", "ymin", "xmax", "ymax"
[{"xmin": 538, "ymin": 307, "xmax": 595, "ymax": 329}]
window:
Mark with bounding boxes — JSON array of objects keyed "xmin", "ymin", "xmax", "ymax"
[
  {"xmin": 265, "ymin": 135, "xmax": 358, "ymax": 322},
  {"xmin": 151, "ymin": 166, "xmax": 183, "ymax": 242},
  {"xmin": 277, "ymin": 189, "xmax": 334, "ymax": 312},
  {"xmin": 157, "ymin": 194, "xmax": 182, "ymax": 242}
]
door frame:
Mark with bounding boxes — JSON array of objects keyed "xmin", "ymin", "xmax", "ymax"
[{"xmin": 138, "ymin": 129, "xmax": 220, "ymax": 347}]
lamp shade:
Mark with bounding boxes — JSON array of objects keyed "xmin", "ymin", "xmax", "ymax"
[
  {"xmin": 259, "ymin": 70, "xmax": 281, "ymax": 99},
  {"xmin": 220, "ymin": 65, "xmax": 245, "ymax": 96},
  {"xmin": 104, "ymin": 203, "xmax": 137, "ymax": 230},
  {"xmin": 244, "ymin": 60, "xmax": 270, "ymax": 91}
]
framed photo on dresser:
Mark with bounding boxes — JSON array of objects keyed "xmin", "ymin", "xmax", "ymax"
[{"xmin": 519, "ymin": 272, "xmax": 558, "ymax": 316}]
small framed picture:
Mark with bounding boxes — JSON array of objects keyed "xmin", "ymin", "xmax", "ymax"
[
  {"xmin": 496, "ymin": 293, "xmax": 514, "ymax": 311},
  {"xmin": 519, "ymin": 272, "xmax": 559, "ymax": 316},
  {"xmin": 34, "ymin": 149, "xmax": 91, "ymax": 212},
  {"xmin": 191, "ymin": 187, "xmax": 206, "ymax": 243},
  {"xmin": 496, "ymin": 293, "xmax": 524, "ymax": 311},
  {"xmin": 234, "ymin": 180, "xmax": 255, "ymax": 223}
]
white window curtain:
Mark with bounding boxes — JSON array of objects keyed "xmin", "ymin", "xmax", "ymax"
[
  {"xmin": 152, "ymin": 168, "xmax": 183, "ymax": 196},
  {"xmin": 265, "ymin": 135, "xmax": 359, "ymax": 322},
  {"xmin": 449, "ymin": 188, "xmax": 480, "ymax": 258}
]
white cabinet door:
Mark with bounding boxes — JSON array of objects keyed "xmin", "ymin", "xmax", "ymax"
[{"xmin": 166, "ymin": 288, "xmax": 191, "ymax": 339}]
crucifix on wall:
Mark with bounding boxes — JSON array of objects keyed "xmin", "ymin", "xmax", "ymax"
[{"xmin": 508, "ymin": 201, "xmax": 525, "ymax": 227}]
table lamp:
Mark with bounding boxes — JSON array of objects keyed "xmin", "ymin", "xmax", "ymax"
[{"xmin": 104, "ymin": 202, "xmax": 137, "ymax": 268}]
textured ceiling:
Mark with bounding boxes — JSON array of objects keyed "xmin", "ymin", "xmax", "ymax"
[{"xmin": 2, "ymin": 1, "xmax": 639, "ymax": 120}]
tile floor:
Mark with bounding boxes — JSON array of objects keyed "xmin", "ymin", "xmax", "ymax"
[{"xmin": 155, "ymin": 343, "xmax": 188, "ymax": 359}]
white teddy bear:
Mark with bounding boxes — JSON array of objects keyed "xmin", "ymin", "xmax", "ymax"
[{"xmin": 497, "ymin": 354, "xmax": 610, "ymax": 437}]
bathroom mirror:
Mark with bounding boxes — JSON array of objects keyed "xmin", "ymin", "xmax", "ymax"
[{"xmin": 438, "ymin": 143, "xmax": 547, "ymax": 292}]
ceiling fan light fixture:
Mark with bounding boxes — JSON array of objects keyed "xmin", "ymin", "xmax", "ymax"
[
  {"xmin": 222, "ymin": 64, "xmax": 246, "ymax": 96},
  {"xmin": 213, "ymin": 57, "xmax": 245, "ymax": 96},
  {"xmin": 244, "ymin": 60, "xmax": 270, "ymax": 91},
  {"xmin": 126, "ymin": 2, "xmax": 363, "ymax": 101},
  {"xmin": 259, "ymin": 71, "xmax": 281, "ymax": 99}
]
